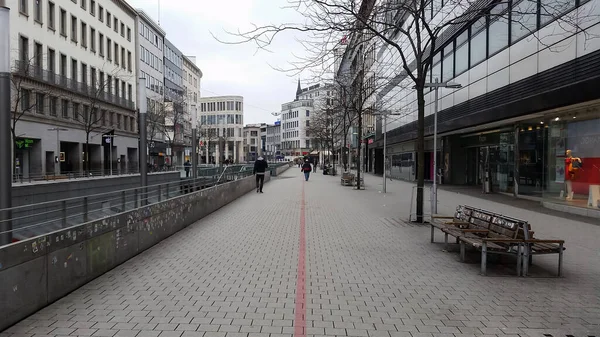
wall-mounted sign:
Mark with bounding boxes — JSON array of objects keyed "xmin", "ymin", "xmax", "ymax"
[
  {"xmin": 15, "ymin": 138, "xmax": 34, "ymax": 149},
  {"xmin": 59, "ymin": 152, "xmax": 66, "ymax": 162}
]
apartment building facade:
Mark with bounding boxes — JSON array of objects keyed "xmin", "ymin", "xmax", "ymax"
[
  {"xmin": 163, "ymin": 38, "xmax": 185, "ymax": 166},
  {"xmin": 10, "ymin": 0, "xmax": 138, "ymax": 178},
  {"xmin": 350, "ymin": 0, "xmax": 600, "ymax": 212},
  {"xmin": 265, "ymin": 122, "xmax": 281, "ymax": 161},
  {"xmin": 243, "ymin": 124, "xmax": 263, "ymax": 162},
  {"xmin": 136, "ymin": 9, "xmax": 166, "ymax": 167},
  {"xmin": 198, "ymin": 96, "xmax": 244, "ymax": 164},
  {"xmin": 182, "ymin": 55, "xmax": 202, "ymax": 162}
]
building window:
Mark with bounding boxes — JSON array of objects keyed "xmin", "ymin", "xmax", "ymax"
[
  {"xmin": 71, "ymin": 58, "xmax": 77, "ymax": 81},
  {"xmin": 90, "ymin": 27, "xmax": 96, "ymax": 52},
  {"xmin": 81, "ymin": 63, "xmax": 87, "ymax": 85},
  {"xmin": 454, "ymin": 31, "xmax": 468, "ymax": 76},
  {"xmin": 121, "ymin": 47, "xmax": 125, "ymax": 69},
  {"xmin": 98, "ymin": 5, "xmax": 103, "ymax": 22},
  {"xmin": 62, "ymin": 99, "xmax": 69, "ymax": 118},
  {"xmin": 306, "ymin": 110, "xmax": 309, "ymax": 117},
  {"xmin": 48, "ymin": 48, "xmax": 55, "ymax": 73},
  {"xmin": 71, "ymin": 15, "xmax": 78, "ymax": 43},
  {"xmin": 80, "ymin": 0, "xmax": 86, "ymax": 10},
  {"xmin": 127, "ymin": 51, "xmax": 132, "ymax": 72},
  {"xmin": 113, "ymin": 17, "xmax": 118, "ymax": 32},
  {"xmin": 114, "ymin": 42, "xmax": 118, "ymax": 65},
  {"xmin": 107, "ymin": 38, "xmax": 112, "ymax": 61},
  {"xmin": 90, "ymin": 0, "xmax": 95, "ymax": 16},
  {"xmin": 19, "ymin": 0, "xmax": 28, "ymax": 15},
  {"xmin": 48, "ymin": 2, "xmax": 55, "ymax": 29},
  {"xmin": 34, "ymin": 0, "xmax": 42, "ymax": 23},
  {"xmin": 442, "ymin": 44, "xmax": 454, "ymax": 82},
  {"xmin": 35, "ymin": 93, "xmax": 44, "ymax": 114},
  {"xmin": 106, "ymin": 12, "xmax": 111, "ymax": 28},
  {"xmin": 470, "ymin": 18, "xmax": 486, "ymax": 67},
  {"xmin": 19, "ymin": 35, "xmax": 28, "ymax": 62},
  {"xmin": 511, "ymin": 0, "xmax": 538, "ymax": 42},
  {"xmin": 60, "ymin": 8, "xmax": 67, "ymax": 36},
  {"xmin": 49, "ymin": 96, "xmax": 57, "ymax": 116},
  {"xmin": 488, "ymin": 3, "xmax": 509, "ymax": 56},
  {"xmin": 128, "ymin": 84, "xmax": 132, "ymax": 102},
  {"xmin": 98, "ymin": 33, "xmax": 104, "ymax": 56},
  {"xmin": 120, "ymin": 22, "xmax": 125, "ymax": 37},
  {"xmin": 72, "ymin": 103, "xmax": 79, "ymax": 120},
  {"xmin": 81, "ymin": 22, "xmax": 87, "ymax": 47}
]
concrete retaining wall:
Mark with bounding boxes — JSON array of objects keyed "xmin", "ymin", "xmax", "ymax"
[{"xmin": 0, "ymin": 170, "xmax": 283, "ymax": 332}]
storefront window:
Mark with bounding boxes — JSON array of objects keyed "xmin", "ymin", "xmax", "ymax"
[{"xmin": 520, "ymin": 111, "xmax": 600, "ymax": 210}]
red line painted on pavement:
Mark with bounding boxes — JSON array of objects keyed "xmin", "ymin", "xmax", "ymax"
[{"xmin": 294, "ymin": 182, "xmax": 307, "ymax": 337}]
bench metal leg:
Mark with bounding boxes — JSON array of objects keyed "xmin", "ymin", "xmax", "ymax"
[
  {"xmin": 481, "ymin": 242, "xmax": 487, "ymax": 276},
  {"xmin": 430, "ymin": 225, "xmax": 435, "ymax": 243},
  {"xmin": 459, "ymin": 240, "xmax": 465, "ymax": 262},
  {"xmin": 558, "ymin": 243, "xmax": 564, "ymax": 277},
  {"xmin": 444, "ymin": 233, "xmax": 449, "ymax": 251},
  {"xmin": 522, "ymin": 245, "xmax": 530, "ymax": 276}
]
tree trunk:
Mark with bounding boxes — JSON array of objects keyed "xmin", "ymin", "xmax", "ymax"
[
  {"xmin": 331, "ymin": 119, "xmax": 336, "ymax": 176},
  {"xmin": 85, "ymin": 133, "xmax": 90, "ymax": 175},
  {"xmin": 356, "ymin": 110, "xmax": 362, "ymax": 190},
  {"xmin": 416, "ymin": 86, "xmax": 425, "ymax": 223}
]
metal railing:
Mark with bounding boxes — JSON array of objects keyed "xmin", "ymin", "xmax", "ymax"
[
  {"xmin": 14, "ymin": 60, "xmax": 135, "ymax": 110},
  {"xmin": 12, "ymin": 166, "xmax": 180, "ymax": 184},
  {"xmin": 0, "ymin": 166, "xmax": 256, "ymax": 245}
]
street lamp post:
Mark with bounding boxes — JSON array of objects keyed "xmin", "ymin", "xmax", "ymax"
[
  {"xmin": 48, "ymin": 127, "xmax": 68, "ymax": 175},
  {"xmin": 422, "ymin": 79, "xmax": 461, "ymax": 215},
  {"xmin": 0, "ymin": 5, "xmax": 12, "ymax": 245},
  {"xmin": 191, "ymin": 107, "xmax": 198, "ymax": 178},
  {"xmin": 138, "ymin": 78, "xmax": 148, "ymax": 205},
  {"xmin": 373, "ymin": 111, "xmax": 402, "ymax": 193}
]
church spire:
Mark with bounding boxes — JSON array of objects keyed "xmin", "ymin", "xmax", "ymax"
[{"xmin": 295, "ymin": 78, "xmax": 302, "ymax": 100}]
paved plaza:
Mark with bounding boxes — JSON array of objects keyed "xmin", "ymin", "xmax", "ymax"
[{"xmin": 2, "ymin": 169, "xmax": 600, "ymax": 337}]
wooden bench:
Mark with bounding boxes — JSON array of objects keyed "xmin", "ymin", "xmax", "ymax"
[
  {"xmin": 431, "ymin": 205, "xmax": 565, "ymax": 276},
  {"xmin": 340, "ymin": 173, "xmax": 355, "ymax": 186}
]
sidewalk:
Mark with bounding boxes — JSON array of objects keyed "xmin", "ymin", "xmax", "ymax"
[{"xmin": 2, "ymin": 169, "xmax": 599, "ymax": 337}]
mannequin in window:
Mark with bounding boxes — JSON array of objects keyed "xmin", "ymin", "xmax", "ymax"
[{"xmin": 565, "ymin": 149, "xmax": 581, "ymax": 200}]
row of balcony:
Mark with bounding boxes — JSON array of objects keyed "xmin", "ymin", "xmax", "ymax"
[{"xmin": 14, "ymin": 60, "xmax": 135, "ymax": 111}]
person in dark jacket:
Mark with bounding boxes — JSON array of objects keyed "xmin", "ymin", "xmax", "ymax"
[
  {"xmin": 184, "ymin": 160, "xmax": 191, "ymax": 177},
  {"xmin": 253, "ymin": 156, "xmax": 269, "ymax": 193},
  {"xmin": 301, "ymin": 160, "xmax": 312, "ymax": 181}
]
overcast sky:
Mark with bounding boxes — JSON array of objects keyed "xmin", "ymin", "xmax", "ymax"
[{"xmin": 127, "ymin": 0, "xmax": 309, "ymax": 125}]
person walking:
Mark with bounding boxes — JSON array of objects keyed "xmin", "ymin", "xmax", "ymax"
[
  {"xmin": 301, "ymin": 160, "xmax": 312, "ymax": 181},
  {"xmin": 184, "ymin": 160, "xmax": 191, "ymax": 178},
  {"xmin": 253, "ymin": 156, "xmax": 268, "ymax": 193}
]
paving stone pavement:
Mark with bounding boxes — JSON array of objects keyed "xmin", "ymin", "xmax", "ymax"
[{"xmin": 2, "ymin": 169, "xmax": 599, "ymax": 337}]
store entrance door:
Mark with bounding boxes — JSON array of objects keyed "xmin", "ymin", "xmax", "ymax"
[{"xmin": 466, "ymin": 147, "xmax": 479, "ymax": 185}]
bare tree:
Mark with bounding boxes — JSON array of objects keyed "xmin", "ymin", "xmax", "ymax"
[
  {"xmin": 161, "ymin": 95, "xmax": 188, "ymax": 167},
  {"xmin": 146, "ymin": 100, "xmax": 166, "ymax": 148},
  {"xmin": 10, "ymin": 57, "xmax": 57, "ymax": 168},
  {"xmin": 219, "ymin": 0, "xmax": 599, "ymax": 221},
  {"xmin": 198, "ymin": 125, "xmax": 219, "ymax": 164},
  {"xmin": 68, "ymin": 65, "xmax": 134, "ymax": 173},
  {"xmin": 307, "ymin": 91, "xmax": 346, "ymax": 174}
]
